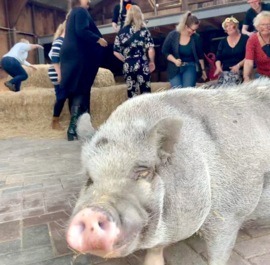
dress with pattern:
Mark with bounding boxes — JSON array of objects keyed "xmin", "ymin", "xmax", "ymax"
[{"xmin": 114, "ymin": 25, "xmax": 154, "ymax": 98}]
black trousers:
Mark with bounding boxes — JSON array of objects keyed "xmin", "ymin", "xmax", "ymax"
[{"xmin": 68, "ymin": 93, "xmax": 90, "ymax": 114}]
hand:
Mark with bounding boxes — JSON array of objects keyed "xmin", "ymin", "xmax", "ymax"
[
  {"xmin": 57, "ymin": 74, "xmax": 61, "ymax": 83},
  {"xmin": 214, "ymin": 67, "xmax": 222, "ymax": 77},
  {"xmin": 244, "ymin": 76, "xmax": 250, "ymax": 82},
  {"xmin": 36, "ymin": 45, "xmax": 44, "ymax": 49},
  {"xmin": 98, "ymin": 38, "xmax": 108, "ymax": 47},
  {"xmin": 30, "ymin": 65, "xmax": 38, "ymax": 71},
  {"xmin": 149, "ymin": 62, "xmax": 155, "ymax": 73},
  {"xmin": 174, "ymin": 59, "xmax": 182, "ymax": 67},
  {"xmin": 201, "ymin": 71, "xmax": 207, "ymax": 81},
  {"xmin": 230, "ymin": 64, "xmax": 240, "ymax": 73}
]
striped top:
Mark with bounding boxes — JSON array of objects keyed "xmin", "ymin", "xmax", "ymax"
[{"xmin": 48, "ymin": 37, "xmax": 64, "ymax": 85}]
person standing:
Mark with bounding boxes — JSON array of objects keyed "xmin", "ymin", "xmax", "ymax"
[
  {"xmin": 113, "ymin": 5, "xmax": 155, "ymax": 98},
  {"xmin": 60, "ymin": 0, "xmax": 107, "ymax": 141},
  {"xmin": 244, "ymin": 11, "xmax": 270, "ymax": 81},
  {"xmin": 214, "ymin": 17, "xmax": 248, "ymax": 86},
  {"xmin": 1, "ymin": 39, "xmax": 43, "ymax": 92},
  {"xmin": 112, "ymin": 0, "xmax": 137, "ymax": 33},
  {"xmin": 162, "ymin": 11, "xmax": 207, "ymax": 88},
  {"xmin": 48, "ymin": 20, "xmax": 67, "ymax": 130},
  {"xmin": 242, "ymin": 0, "xmax": 270, "ymax": 36}
]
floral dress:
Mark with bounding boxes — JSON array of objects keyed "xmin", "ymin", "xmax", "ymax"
[{"xmin": 114, "ymin": 25, "xmax": 154, "ymax": 98}]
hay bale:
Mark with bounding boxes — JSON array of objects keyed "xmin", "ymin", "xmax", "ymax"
[
  {"xmin": 93, "ymin": 68, "xmax": 116, "ymax": 88},
  {"xmin": 150, "ymin": 82, "xmax": 171, "ymax": 93},
  {"xmin": 0, "ymin": 82, "xmax": 171, "ymax": 140},
  {"xmin": 7, "ymin": 65, "xmax": 116, "ymax": 89}
]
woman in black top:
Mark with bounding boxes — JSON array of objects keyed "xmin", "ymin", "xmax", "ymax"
[
  {"xmin": 214, "ymin": 17, "xmax": 248, "ymax": 86},
  {"xmin": 60, "ymin": 0, "xmax": 108, "ymax": 141},
  {"xmin": 162, "ymin": 12, "xmax": 207, "ymax": 88},
  {"xmin": 113, "ymin": 5, "xmax": 155, "ymax": 98},
  {"xmin": 112, "ymin": 0, "xmax": 137, "ymax": 33}
]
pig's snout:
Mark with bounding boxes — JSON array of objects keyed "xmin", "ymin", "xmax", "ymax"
[{"xmin": 67, "ymin": 208, "xmax": 120, "ymax": 256}]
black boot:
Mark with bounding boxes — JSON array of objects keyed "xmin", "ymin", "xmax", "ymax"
[{"xmin": 67, "ymin": 106, "xmax": 82, "ymax": 141}]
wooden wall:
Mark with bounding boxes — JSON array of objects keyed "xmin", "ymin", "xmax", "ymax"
[{"xmin": 0, "ymin": 0, "xmax": 66, "ymax": 65}]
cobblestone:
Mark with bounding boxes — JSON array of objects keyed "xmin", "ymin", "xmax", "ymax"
[{"xmin": 0, "ymin": 138, "xmax": 269, "ymax": 265}]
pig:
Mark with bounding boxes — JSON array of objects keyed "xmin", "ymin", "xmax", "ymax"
[{"xmin": 66, "ymin": 78, "xmax": 270, "ymax": 265}]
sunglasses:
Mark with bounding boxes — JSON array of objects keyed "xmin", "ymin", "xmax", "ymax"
[{"xmin": 188, "ymin": 26, "xmax": 197, "ymax": 33}]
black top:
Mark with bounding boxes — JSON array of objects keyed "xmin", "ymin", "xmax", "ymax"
[
  {"xmin": 112, "ymin": 1, "xmax": 137, "ymax": 28},
  {"xmin": 244, "ymin": 2, "xmax": 270, "ymax": 32},
  {"xmin": 162, "ymin": 31, "xmax": 204, "ymax": 79},
  {"xmin": 113, "ymin": 25, "xmax": 154, "ymax": 61},
  {"xmin": 216, "ymin": 34, "xmax": 248, "ymax": 71},
  {"xmin": 179, "ymin": 41, "xmax": 194, "ymax": 62},
  {"xmin": 60, "ymin": 7, "xmax": 103, "ymax": 94}
]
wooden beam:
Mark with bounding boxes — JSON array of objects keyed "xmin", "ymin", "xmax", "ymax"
[
  {"xmin": 8, "ymin": 0, "xmax": 28, "ymax": 28},
  {"xmin": 182, "ymin": 0, "xmax": 189, "ymax": 11}
]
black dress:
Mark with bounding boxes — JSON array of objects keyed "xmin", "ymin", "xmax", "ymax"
[{"xmin": 60, "ymin": 7, "xmax": 103, "ymax": 100}]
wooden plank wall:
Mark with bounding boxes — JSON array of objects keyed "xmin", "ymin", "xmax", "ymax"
[
  {"xmin": 0, "ymin": 0, "xmax": 66, "ymax": 64},
  {"xmin": 90, "ymin": 0, "xmax": 246, "ymax": 26}
]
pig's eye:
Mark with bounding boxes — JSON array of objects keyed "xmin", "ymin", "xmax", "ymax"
[
  {"xmin": 85, "ymin": 174, "xmax": 93, "ymax": 189},
  {"xmin": 138, "ymin": 170, "xmax": 151, "ymax": 178}
]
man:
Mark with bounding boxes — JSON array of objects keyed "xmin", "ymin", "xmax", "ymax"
[
  {"xmin": 112, "ymin": 0, "xmax": 137, "ymax": 33},
  {"xmin": 242, "ymin": 0, "xmax": 270, "ymax": 36}
]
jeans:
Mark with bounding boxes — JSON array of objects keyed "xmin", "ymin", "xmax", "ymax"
[
  {"xmin": 53, "ymin": 84, "xmax": 67, "ymax": 117},
  {"xmin": 1, "ymin": 57, "xmax": 28, "ymax": 91},
  {"xmin": 169, "ymin": 62, "xmax": 197, "ymax": 88}
]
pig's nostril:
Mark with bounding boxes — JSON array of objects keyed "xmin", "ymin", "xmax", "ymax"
[{"xmin": 78, "ymin": 222, "xmax": 85, "ymax": 234}]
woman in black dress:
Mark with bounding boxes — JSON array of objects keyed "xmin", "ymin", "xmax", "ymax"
[{"xmin": 60, "ymin": 0, "xmax": 107, "ymax": 141}]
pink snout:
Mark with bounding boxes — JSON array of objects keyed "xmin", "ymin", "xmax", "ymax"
[{"xmin": 67, "ymin": 208, "xmax": 120, "ymax": 257}]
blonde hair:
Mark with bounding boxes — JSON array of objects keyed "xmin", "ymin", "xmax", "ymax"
[
  {"xmin": 53, "ymin": 11, "xmax": 70, "ymax": 40},
  {"xmin": 123, "ymin": 5, "xmax": 146, "ymax": 32},
  {"xmin": 254, "ymin": 11, "xmax": 270, "ymax": 30},
  {"xmin": 19, "ymin": 39, "xmax": 30, "ymax": 44},
  {"xmin": 176, "ymin": 11, "xmax": 200, "ymax": 33}
]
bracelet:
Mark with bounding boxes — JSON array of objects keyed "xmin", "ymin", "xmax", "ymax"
[{"xmin": 202, "ymin": 69, "xmax": 206, "ymax": 72}]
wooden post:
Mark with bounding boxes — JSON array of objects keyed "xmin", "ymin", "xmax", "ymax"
[
  {"xmin": 154, "ymin": 0, "xmax": 157, "ymax": 16},
  {"xmin": 4, "ymin": 0, "xmax": 12, "ymax": 49},
  {"xmin": 182, "ymin": 0, "xmax": 189, "ymax": 11},
  {"xmin": 31, "ymin": 3, "xmax": 38, "ymax": 64}
]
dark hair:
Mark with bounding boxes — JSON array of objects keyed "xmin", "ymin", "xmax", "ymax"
[
  {"xmin": 71, "ymin": 0, "xmax": 81, "ymax": 8},
  {"xmin": 186, "ymin": 13, "xmax": 200, "ymax": 28}
]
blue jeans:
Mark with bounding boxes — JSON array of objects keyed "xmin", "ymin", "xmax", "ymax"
[
  {"xmin": 1, "ymin": 57, "xmax": 28, "ymax": 91},
  {"xmin": 169, "ymin": 62, "xmax": 197, "ymax": 88}
]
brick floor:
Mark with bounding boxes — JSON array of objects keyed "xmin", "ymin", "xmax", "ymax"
[{"xmin": 0, "ymin": 138, "xmax": 269, "ymax": 265}]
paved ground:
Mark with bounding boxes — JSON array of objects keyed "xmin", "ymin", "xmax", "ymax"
[{"xmin": 0, "ymin": 138, "xmax": 269, "ymax": 265}]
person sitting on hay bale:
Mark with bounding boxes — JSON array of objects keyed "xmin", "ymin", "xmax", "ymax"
[
  {"xmin": 0, "ymin": 39, "xmax": 43, "ymax": 92},
  {"xmin": 60, "ymin": 0, "xmax": 108, "ymax": 141},
  {"xmin": 113, "ymin": 5, "xmax": 155, "ymax": 98},
  {"xmin": 48, "ymin": 18, "xmax": 69, "ymax": 131}
]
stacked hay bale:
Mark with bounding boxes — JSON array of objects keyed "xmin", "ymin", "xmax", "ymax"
[{"xmin": 1, "ymin": 64, "xmax": 171, "ymax": 139}]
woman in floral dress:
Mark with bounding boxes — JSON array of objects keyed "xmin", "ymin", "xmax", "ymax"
[{"xmin": 113, "ymin": 5, "xmax": 155, "ymax": 98}]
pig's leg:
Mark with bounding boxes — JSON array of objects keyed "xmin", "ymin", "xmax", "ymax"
[
  {"xmin": 144, "ymin": 246, "xmax": 164, "ymax": 265},
  {"xmin": 203, "ymin": 217, "xmax": 242, "ymax": 265}
]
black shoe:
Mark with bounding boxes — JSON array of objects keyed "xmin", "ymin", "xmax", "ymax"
[
  {"xmin": 67, "ymin": 106, "xmax": 83, "ymax": 141},
  {"xmin": 4, "ymin": 82, "xmax": 16, "ymax": 92}
]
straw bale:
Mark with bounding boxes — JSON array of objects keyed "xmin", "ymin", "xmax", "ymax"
[
  {"xmin": 0, "ymin": 82, "xmax": 173, "ymax": 140},
  {"xmin": 6, "ymin": 65, "xmax": 116, "ymax": 89}
]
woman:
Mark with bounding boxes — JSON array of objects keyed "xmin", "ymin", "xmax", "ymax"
[
  {"xmin": 244, "ymin": 11, "xmax": 270, "ymax": 81},
  {"xmin": 48, "ymin": 20, "xmax": 68, "ymax": 130},
  {"xmin": 113, "ymin": 5, "xmax": 155, "ymax": 98},
  {"xmin": 112, "ymin": 0, "xmax": 137, "ymax": 33},
  {"xmin": 1, "ymin": 39, "xmax": 43, "ymax": 92},
  {"xmin": 60, "ymin": 0, "xmax": 108, "ymax": 141},
  {"xmin": 214, "ymin": 17, "xmax": 248, "ymax": 86},
  {"xmin": 162, "ymin": 11, "xmax": 207, "ymax": 88}
]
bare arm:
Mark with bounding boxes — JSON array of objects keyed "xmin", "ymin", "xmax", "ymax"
[
  {"xmin": 113, "ymin": 51, "xmax": 125, "ymax": 62},
  {"xmin": 148, "ymin": 47, "xmax": 155, "ymax": 63},
  {"xmin": 112, "ymin": 22, "xmax": 119, "ymax": 33},
  {"xmin": 30, "ymin": 44, "xmax": 43, "ymax": 50},
  {"xmin": 242, "ymin": 25, "xmax": 253, "ymax": 37},
  {"xmin": 243, "ymin": 59, "xmax": 254, "ymax": 82}
]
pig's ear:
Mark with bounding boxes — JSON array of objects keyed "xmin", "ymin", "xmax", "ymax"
[
  {"xmin": 148, "ymin": 117, "xmax": 183, "ymax": 158},
  {"xmin": 77, "ymin": 113, "xmax": 96, "ymax": 141}
]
